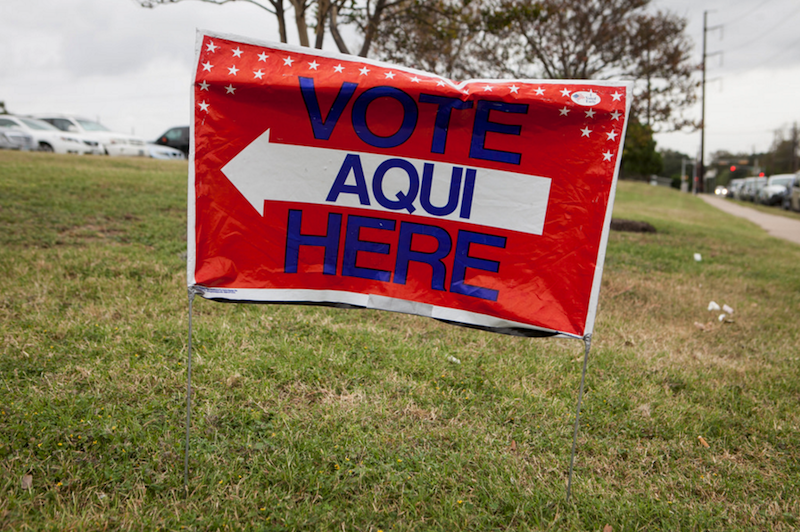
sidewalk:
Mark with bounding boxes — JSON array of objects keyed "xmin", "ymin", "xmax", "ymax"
[{"xmin": 698, "ymin": 194, "xmax": 800, "ymax": 246}]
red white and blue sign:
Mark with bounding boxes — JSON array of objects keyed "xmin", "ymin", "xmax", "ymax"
[{"xmin": 188, "ymin": 30, "xmax": 632, "ymax": 339}]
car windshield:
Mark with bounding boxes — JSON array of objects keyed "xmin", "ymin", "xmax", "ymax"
[
  {"xmin": 769, "ymin": 176, "xmax": 793, "ymax": 187},
  {"xmin": 76, "ymin": 119, "xmax": 111, "ymax": 132},
  {"xmin": 19, "ymin": 117, "xmax": 60, "ymax": 131}
]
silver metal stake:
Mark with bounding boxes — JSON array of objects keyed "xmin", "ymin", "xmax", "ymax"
[
  {"xmin": 184, "ymin": 287, "xmax": 198, "ymax": 496},
  {"xmin": 566, "ymin": 333, "xmax": 592, "ymax": 503}
]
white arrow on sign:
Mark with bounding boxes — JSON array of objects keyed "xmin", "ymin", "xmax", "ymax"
[{"xmin": 220, "ymin": 129, "xmax": 552, "ymax": 235}]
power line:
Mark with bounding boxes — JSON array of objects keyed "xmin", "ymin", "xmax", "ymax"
[{"xmin": 722, "ymin": 4, "xmax": 800, "ymax": 53}]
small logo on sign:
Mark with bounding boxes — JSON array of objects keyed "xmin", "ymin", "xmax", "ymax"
[{"xmin": 571, "ymin": 91, "xmax": 601, "ymax": 106}]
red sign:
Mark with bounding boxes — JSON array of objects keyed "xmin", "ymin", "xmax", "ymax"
[{"xmin": 188, "ymin": 31, "xmax": 631, "ymax": 338}]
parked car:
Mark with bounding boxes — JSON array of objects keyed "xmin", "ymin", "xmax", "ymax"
[
  {"xmin": 33, "ymin": 114, "xmax": 147, "ymax": 157},
  {"xmin": 0, "ymin": 127, "xmax": 35, "ymax": 151},
  {"xmin": 154, "ymin": 126, "xmax": 189, "ymax": 157},
  {"xmin": 789, "ymin": 173, "xmax": 800, "ymax": 212},
  {"xmin": 726, "ymin": 178, "xmax": 745, "ymax": 199},
  {"xmin": 0, "ymin": 115, "xmax": 99, "ymax": 154},
  {"xmin": 147, "ymin": 143, "xmax": 186, "ymax": 160},
  {"xmin": 757, "ymin": 174, "xmax": 795, "ymax": 206},
  {"xmin": 739, "ymin": 176, "xmax": 767, "ymax": 202}
]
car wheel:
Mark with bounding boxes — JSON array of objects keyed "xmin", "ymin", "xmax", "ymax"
[{"xmin": 39, "ymin": 142, "xmax": 54, "ymax": 152}]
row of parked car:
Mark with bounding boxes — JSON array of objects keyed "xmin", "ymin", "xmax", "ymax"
[
  {"xmin": 716, "ymin": 173, "xmax": 800, "ymax": 212},
  {"xmin": 0, "ymin": 113, "xmax": 189, "ymax": 160}
]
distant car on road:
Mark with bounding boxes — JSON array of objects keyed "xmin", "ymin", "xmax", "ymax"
[
  {"xmin": 33, "ymin": 114, "xmax": 148, "ymax": 157},
  {"xmin": 0, "ymin": 115, "xmax": 98, "ymax": 154},
  {"xmin": 0, "ymin": 127, "xmax": 35, "ymax": 151},
  {"xmin": 757, "ymin": 174, "xmax": 795, "ymax": 206},
  {"xmin": 154, "ymin": 126, "xmax": 189, "ymax": 157},
  {"xmin": 726, "ymin": 178, "xmax": 745, "ymax": 199},
  {"xmin": 789, "ymin": 173, "xmax": 800, "ymax": 212}
]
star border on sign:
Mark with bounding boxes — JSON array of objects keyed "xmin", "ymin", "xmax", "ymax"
[
  {"xmin": 560, "ymin": 88, "xmax": 571, "ymax": 98},
  {"xmin": 202, "ymin": 62, "xmax": 214, "ymax": 72},
  {"xmin": 580, "ymin": 127, "xmax": 592, "ymax": 138},
  {"xmin": 611, "ymin": 92, "xmax": 623, "ymax": 101},
  {"xmin": 225, "ymin": 84, "xmax": 236, "ymax": 95},
  {"xmin": 359, "ymin": 67, "xmax": 370, "ymax": 76},
  {"xmin": 228, "ymin": 65, "xmax": 239, "ymax": 76},
  {"xmin": 205, "ymin": 41, "xmax": 218, "ymax": 53},
  {"xmin": 199, "ymin": 101, "xmax": 209, "ymax": 112},
  {"xmin": 253, "ymin": 70, "xmax": 265, "ymax": 80},
  {"xmin": 232, "ymin": 47, "xmax": 243, "ymax": 58},
  {"xmin": 559, "ymin": 107, "xmax": 570, "ymax": 116},
  {"xmin": 258, "ymin": 52, "xmax": 269, "ymax": 62},
  {"xmin": 603, "ymin": 151, "xmax": 614, "ymax": 161},
  {"xmin": 199, "ymin": 80, "xmax": 210, "ymax": 91},
  {"xmin": 308, "ymin": 60, "xmax": 319, "ymax": 70},
  {"xmin": 333, "ymin": 64, "xmax": 345, "ymax": 73},
  {"xmin": 283, "ymin": 57, "xmax": 294, "ymax": 66}
]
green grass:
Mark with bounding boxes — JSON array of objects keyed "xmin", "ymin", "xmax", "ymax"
[{"xmin": 1, "ymin": 150, "xmax": 799, "ymax": 530}]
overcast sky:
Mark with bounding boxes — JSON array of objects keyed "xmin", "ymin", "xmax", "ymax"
[{"xmin": 2, "ymin": 0, "xmax": 799, "ymax": 162}]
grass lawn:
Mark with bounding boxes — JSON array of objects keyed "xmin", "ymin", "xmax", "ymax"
[{"xmin": 1, "ymin": 151, "xmax": 799, "ymax": 531}]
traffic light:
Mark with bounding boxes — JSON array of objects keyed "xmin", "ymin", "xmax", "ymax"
[{"xmin": 730, "ymin": 165, "xmax": 736, "ymax": 172}]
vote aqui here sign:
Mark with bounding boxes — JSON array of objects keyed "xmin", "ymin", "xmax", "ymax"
[{"xmin": 188, "ymin": 30, "xmax": 632, "ymax": 339}]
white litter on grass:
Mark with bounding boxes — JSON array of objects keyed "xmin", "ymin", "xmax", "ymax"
[
  {"xmin": 707, "ymin": 301, "xmax": 721, "ymax": 311},
  {"xmin": 694, "ymin": 253, "xmax": 702, "ymax": 262},
  {"xmin": 446, "ymin": 355, "xmax": 461, "ymax": 364},
  {"xmin": 718, "ymin": 314, "xmax": 726, "ymax": 322},
  {"xmin": 722, "ymin": 304, "xmax": 734, "ymax": 314}
]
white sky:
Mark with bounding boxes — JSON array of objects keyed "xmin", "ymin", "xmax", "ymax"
[{"xmin": 1, "ymin": 0, "xmax": 799, "ymax": 161}]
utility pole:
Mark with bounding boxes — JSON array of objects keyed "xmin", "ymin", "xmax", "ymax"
[
  {"xmin": 698, "ymin": 11, "xmax": 723, "ymax": 193},
  {"xmin": 792, "ymin": 122, "xmax": 798, "ymax": 173}
]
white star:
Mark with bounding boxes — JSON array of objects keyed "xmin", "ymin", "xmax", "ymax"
[
  {"xmin": 205, "ymin": 41, "xmax": 218, "ymax": 53},
  {"xmin": 611, "ymin": 92, "xmax": 623, "ymax": 101},
  {"xmin": 258, "ymin": 52, "xmax": 269, "ymax": 62},
  {"xmin": 199, "ymin": 101, "xmax": 209, "ymax": 112},
  {"xmin": 199, "ymin": 80, "xmax": 210, "ymax": 91},
  {"xmin": 610, "ymin": 110, "xmax": 622, "ymax": 121},
  {"xmin": 308, "ymin": 60, "xmax": 319, "ymax": 70},
  {"xmin": 225, "ymin": 84, "xmax": 236, "ymax": 94},
  {"xmin": 580, "ymin": 127, "xmax": 592, "ymax": 137},
  {"xmin": 385, "ymin": 71, "xmax": 396, "ymax": 79},
  {"xmin": 606, "ymin": 130, "xmax": 618, "ymax": 141},
  {"xmin": 509, "ymin": 85, "xmax": 519, "ymax": 94},
  {"xmin": 585, "ymin": 109, "xmax": 596, "ymax": 119},
  {"xmin": 560, "ymin": 88, "xmax": 571, "ymax": 97},
  {"xmin": 232, "ymin": 47, "xmax": 243, "ymax": 58},
  {"xmin": 436, "ymin": 80, "xmax": 446, "ymax": 87},
  {"xmin": 283, "ymin": 56, "xmax": 294, "ymax": 66},
  {"xmin": 483, "ymin": 85, "xmax": 493, "ymax": 92},
  {"xmin": 559, "ymin": 107, "xmax": 570, "ymax": 116},
  {"xmin": 228, "ymin": 65, "xmax": 239, "ymax": 76},
  {"xmin": 534, "ymin": 87, "xmax": 545, "ymax": 96},
  {"xmin": 202, "ymin": 61, "xmax": 213, "ymax": 72},
  {"xmin": 359, "ymin": 66, "xmax": 370, "ymax": 76},
  {"xmin": 253, "ymin": 69, "xmax": 264, "ymax": 80},
  {"xmin": 333, "ymin": 64, "xmax": 345, "ymax": 73},
  {"xmin": 410, "ymin": 76, "xmax": 421, "ymax": 83},
  {"xmin": 603, "ymin": 151, "xmax": 614, "ymax": 161}
]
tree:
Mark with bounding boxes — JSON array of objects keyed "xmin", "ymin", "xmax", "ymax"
[
  {"xmin": 367, "ymin": 0, "xmax": 698, "ymax": 131},
  {"xmin": 620, "ymin": 119, "xmax": 663, "ymax": 180},
  {"xmin": 135, "ymin": 0, "xmax": 401, "ymax": 57}
]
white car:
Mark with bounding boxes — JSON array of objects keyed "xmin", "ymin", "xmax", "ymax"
[
  {"xmin": 147, "ymin": 143, "xmax": 186, "ymax": 160},
  {"xmin": 0, "ymin": 127, "xmax": 36, "ymax": 151},
  {"xmin": 0, "ymin": 115, "xmax": 98, "ymax": 154},
  {"xmin": 33, "ymin": 114, "xmax": 148, "ymax": 157}
]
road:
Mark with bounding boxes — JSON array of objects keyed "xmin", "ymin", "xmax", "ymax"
[{"xmin": 698, "ymin": 194, "xmax": 800, "ymax": 246}]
